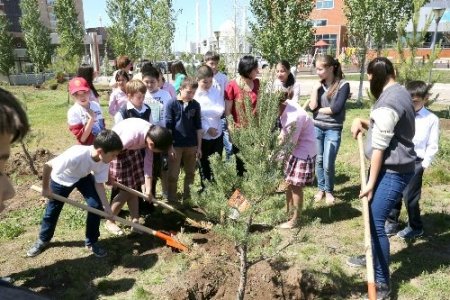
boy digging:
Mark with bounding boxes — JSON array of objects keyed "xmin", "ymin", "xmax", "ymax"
[{"xmin": 27, "ymin": 130, "xmax": 123, "ymax": 258}]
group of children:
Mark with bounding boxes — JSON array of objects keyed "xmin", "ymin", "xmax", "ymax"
[{"xmin": 0, "ymin": 51, "xmax": 440, "ymax": 300}]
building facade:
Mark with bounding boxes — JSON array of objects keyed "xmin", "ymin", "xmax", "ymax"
[{"xmin": 310, "ymin": 0, "xmax": 347, "ymax": 56}]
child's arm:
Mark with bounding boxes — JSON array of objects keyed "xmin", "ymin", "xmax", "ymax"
[
  {"xmin": 143, "ymin": 149, "xmax": 154, "ymax": 201},
  {"xmin": 79, "ymin": 109, "xmax": 96, "ymax": 143},
  {"xmin": 308, "ymin": 82, "xmax": 322, "ymax": 111},
  {"xmin": 360, "ymin": 149, "xmax": 384, "ymax": 201},
  {"xmin": 108, "ymin": 92, "xmax": 117, "ymax": 116},
  {"xmin": 94, "ymin": 182, "xmax": 114, "ymax": 216},
  {"xmin": 41, "ymin": 161, "xmax": 53, "ymax": 198},
  {"xmin": 351, "ymin": 117, "xmax": 369, "ymax": 139},
  {"xmin": 422, "ymin": 117, "xmax": 440, "ymax": 169}
]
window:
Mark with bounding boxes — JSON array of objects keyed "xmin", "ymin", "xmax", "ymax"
[
  {"xmin": 315, "ymin": 34, "xmax": 337, "ymax": 47},
  {"xmin": 316, "ymin": 0, "xmax": 334, "ymax": 9},
  {"xmin": 312, "ymin": 19, "xmax": 327, "ymax": 27}
]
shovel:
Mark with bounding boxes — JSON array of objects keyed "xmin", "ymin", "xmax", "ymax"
[
  {"xmin": 357, "ymin": 133, "xmax": 376, "ymax": 300},
  {"xmin": 31, "ymin": 185, "xmax": 188, "ymax": 252},
  {"xmin": 112, "ymin": 181, "xmax": 213, "ymax": 231}
]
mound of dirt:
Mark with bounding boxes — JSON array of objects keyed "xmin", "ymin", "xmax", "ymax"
[
  {"xmin": 159, "ymin": 232, "xmax": 339, "ymax": 300},
  {"xmin": 6, "ymin": 148, "xmax": 55, "ymax": 179}
]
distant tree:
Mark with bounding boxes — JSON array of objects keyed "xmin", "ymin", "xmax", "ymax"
[
  {"xmin": 249, "ymin": 0, "xmax": 314, "ymax": 66},
  {"xmin": 136, "ymin": 0, "xmax": 177, "ymax": 60},
  {"xmin": 54, "ymin": 0, "xmax": 85, "ymax": 58},
  {"xmin": 344, "ymin": 0, "xmax": 414, "ymax": 102},
  {"xmin": 106, "ymin": 0, "xmax": 139, "ymax": 58},
  {"xmin": 396, "ymin": 0, "xmax": 440, "ymax": 85},
  {"xmin": 19, "ymin": 0, "xmax": 53, "ymax": 72},
  {"xmin": 0, "ymin": 15, "xmax": 15, "ymax": 81}
]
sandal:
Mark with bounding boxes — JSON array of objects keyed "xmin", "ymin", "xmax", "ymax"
[{"xmin": 104, "ymin": 221, "xmax": 124, "ymax": 236}]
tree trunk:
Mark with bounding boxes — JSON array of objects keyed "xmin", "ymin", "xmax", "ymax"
[
  {"xmin": 236, "ymin": 243, "xmax": 248, "ymax": 300},
  {"xmin": 357, "ymin": 47, "xmax": 367, "ymax": 104},
  {"xmin": 20, "ymin": 141, "xmax": 39, "ymax": 176}
]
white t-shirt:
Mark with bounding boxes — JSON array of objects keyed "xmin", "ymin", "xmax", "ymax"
[
  {"xmin": 50, "ymin": 145, "xmax": 109, "ymax": 186},
  {"xmin": 144, "ymin": 89, "xmax": 172, "ymax": 126},
  {"xmin": 195, "ymin": 86, "xmax": 225, "ymax": 140},
  {"xmin": 213, "ymin": 72, "xmax": 228, "ymax": 99},
  {"xmin": 67, "ymin": 101, "xmax": 105, "ymax": 136}
]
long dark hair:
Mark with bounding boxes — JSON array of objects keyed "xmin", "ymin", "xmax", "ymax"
[
  {"xmin": 315, "ymin": 55, "xmax": 344, "ymax": 100},
  {"xmin": 367, "ymin": 57, "xmax": 396, "ymax": 100},
  {"xmin": 277, "ymin": 60, "xmax": 295, "ymax": 88},
  {"xmin": 77, "ymin": 64, "xmax": 99, "ymax": 98},
  {"xmin": 170, "ymin": 60, "xmax": 187, "ymax": 80},
  {"xmin": 238, "ymin": 55, "xmax": 258, "ymax": 79}
]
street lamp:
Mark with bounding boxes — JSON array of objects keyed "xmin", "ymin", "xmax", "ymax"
[
  {"xmin": 214, "ymin": 30, "xmax": 220, "ymax": 53},
  {"xmin": 428, "ymin": 7, "xmax": 446, "ymax": 83}
]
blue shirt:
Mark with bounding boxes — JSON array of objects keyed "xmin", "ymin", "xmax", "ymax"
[{"xmin": 165, "ymin": 99, "xmax": 202, "ymax": 147}]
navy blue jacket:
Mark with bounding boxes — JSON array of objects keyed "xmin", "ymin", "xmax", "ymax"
[{"xmin": 165, "ymin": 99, "xmax": 202, "ymax": 147}]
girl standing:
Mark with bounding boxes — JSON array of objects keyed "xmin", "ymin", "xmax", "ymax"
[
  {"xmin": 278, "ymin": 90, "xmax": 316, "ymax": 229},
  {"xmin": 309, "ymin": 55, "xmax": 349, "ymax": 204},
  {"xmin": 108, "ymin": 70, "xmax": 129, "ymax": 117},
  {"xmin": 349, "ymin": 57, "xmax": 415, "ymax": 299},
  {"xmin": 170, "ymin": 60, "xmax": 187, "ymax": 94},
  {"xmin": 77, "ymin": 64, "xmax": 100, "ymax": 103},
  {"xmin": 272, "ymin": 60, "xmax": 301, "ymax": 103}
]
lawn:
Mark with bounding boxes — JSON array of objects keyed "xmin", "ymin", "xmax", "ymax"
[
  {"xmin": 344, "ymin": 69, "xmax": 450, "ymax": 84},
  {"xmin": 0, "ymin": 85, "xmax": 449, "ymax": 299}
]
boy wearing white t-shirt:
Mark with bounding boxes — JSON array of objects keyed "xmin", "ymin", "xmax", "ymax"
[{"xmin": 27, "ymin": 130, "xmax": 123, "ymax": 258}]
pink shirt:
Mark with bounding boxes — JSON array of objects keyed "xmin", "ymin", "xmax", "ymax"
[
  {"xmin": 162, "ymin": 82, "xmax": 177, "ymax": 100},
  {"xmin": 108, "ymin": 88, "xmax": 128, "ymax": 116},
  {"xmin": 112, "ymin": 118, "xmax": 154, "ymax": 176},
  {"xmin": 279, "ymin": 100, "xmax": 316, "ymax": 159}
]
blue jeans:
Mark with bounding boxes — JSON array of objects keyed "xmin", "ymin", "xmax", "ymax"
[
  {"xmin": 370, "ymin": 171, "xmax": 413, "ymax": 285},
  {"xmin": 39, "ymin": 174, "xmax": 103, "ymax": 246},
  {"xmin": 314, "ymin": 127, "xmax": 342, "ymax": 193},
  {"xmin": 222, "ymin": 117, "xmax": 233, "ymax": 160}
]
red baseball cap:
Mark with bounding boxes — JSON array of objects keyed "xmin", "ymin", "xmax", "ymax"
[{"xmin": 69, "ymin": 77, "xmax": 90, "ymax": 95}]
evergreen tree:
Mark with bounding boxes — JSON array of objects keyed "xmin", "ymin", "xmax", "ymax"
[
  {"xmin": 249, "ymin": 0, "xmax": 314, "ymax": 66},
  {"xmin": 54, "ymin": 0, "xmax": 85, "ymax": 58},
  {"xmin": 0, "ymin": 15, "xmax": 15, "ymax": 81},
  {"xmin": 191, "ymin": 82, "xmax": 293, "ymax": 299},
  {"xmin": 19, "ymin": 0, "xmax": 52, "ymax": 72}
]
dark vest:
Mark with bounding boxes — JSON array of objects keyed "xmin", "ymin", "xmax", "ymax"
[{"xmin": 119, "ymin": 104, "xmax": 151, "ymax": 121}]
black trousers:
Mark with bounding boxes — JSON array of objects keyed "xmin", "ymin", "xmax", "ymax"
[
  {"xmin": 386, "ymin": 159, "xmax": 424, "ymax": 230},
  {"xmin": 200, "ymin": 135, "xmax": 224, "ymax": 181}
]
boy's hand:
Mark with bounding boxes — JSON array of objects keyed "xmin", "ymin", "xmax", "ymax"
[
  {"xmin": 86, "ymin": 108, "xmax": 96, "ymax": 121},
  {"xmin": 104, "ymin": 205, "xmax": 114, "ymax": 218},
  {"xmin": 42, "ymin": 186, "xmax": 53, "ymax": 198},
  {"xmin": 207, "ymin": 127, "xmax": 218, "ymax": 137},
  {"xmin": 196, "ymin": 148, "xmax": 202, "ymax": 160},
  {"xmin": 351, "ymin": 118, "xmax": 364, "ymax": 139}
]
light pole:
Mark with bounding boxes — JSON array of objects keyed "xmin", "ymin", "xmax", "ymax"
[
  {"xmin": 214, "ymin": 30, "xmax": 220, "ymax": 53},
  {"xmin": 428, "ymin": 7, "xmax": 446, "ymax": 83}
]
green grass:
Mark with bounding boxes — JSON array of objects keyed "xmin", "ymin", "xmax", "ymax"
[{"xmin": 0, "ymin": 86, "xmax": 449, "ymax": 299}]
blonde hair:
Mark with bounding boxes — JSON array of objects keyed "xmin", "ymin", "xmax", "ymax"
[{"xmin": 126, "ymin": 79, "xmax": 147, "ymax": 96}]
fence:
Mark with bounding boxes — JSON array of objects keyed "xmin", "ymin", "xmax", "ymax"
[{"xmin": 2, "ymin": 73, "xmax": 55, "ymax": 86}]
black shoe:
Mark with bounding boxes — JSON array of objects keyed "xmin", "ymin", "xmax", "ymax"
[
  {"xmin": 346, "ymin": 255, "xmax": 366, "ymax": 268},
  {"xmin": 86, "ymin": 243, "xmax": 107, "ymax": 257},
  {"xmin": 385, "ymin": 222, "xmax": 399, "ymax": 237}
]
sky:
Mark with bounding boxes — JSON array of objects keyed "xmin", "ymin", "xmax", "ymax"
[{"xmin": 83, "ymin": 0, "xmax": 251, "ymax": 52}]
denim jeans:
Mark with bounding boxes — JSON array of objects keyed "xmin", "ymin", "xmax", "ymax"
[
  {"xmin": 386, "ymin": 159, "xmax": 424, "ymax": 231},
  {"xmin": 314, "ymin": 127, "xmax": 342, "ymax": 193},
  {"xmin": 370, "ymin": 171, "xmax": 413, "ymax": 285},
  {"xmin": 222, "ymin": 117, "xmax": 233, "ymax": 160},
  {"xmin": 39, "ymin": 174, "xmax": 103, "ymax": 246}
]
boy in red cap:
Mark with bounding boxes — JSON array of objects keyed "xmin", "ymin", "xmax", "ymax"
[{"xmin": 68, "ymin": 77, "xmax": 105, "ymax": 145}]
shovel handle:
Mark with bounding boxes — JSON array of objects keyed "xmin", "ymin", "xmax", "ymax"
[
  {"xmin": 357, "ymin": 133, "xmax": 376, "ymax": 300},
  {"xmin": 112, "ymin": 181, "xmax": 206, "ymax": 229},
  {"xmin": 30, "ymin": 185, "xmax": 188, "ymax": 252}
]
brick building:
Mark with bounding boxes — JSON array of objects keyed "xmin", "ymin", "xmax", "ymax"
[{"xmin": 310, "ymin": 0, "xmax": 347, "ymax": 56}]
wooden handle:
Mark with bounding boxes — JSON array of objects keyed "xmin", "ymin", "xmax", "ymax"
[
  {"xmin": 112, "ymin": 181, "xmax": 206, "ymax": 228},
  {"xmin": 302, "ymin": 98, "xmax": 310, "ymax": 110},
  {"xmin": 30, "ymin": 185, "xmax": 188, "ymax": 252},
  {"xmin": 357, "ymin": 133, "xmax": 377, "ymax": 300}
]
